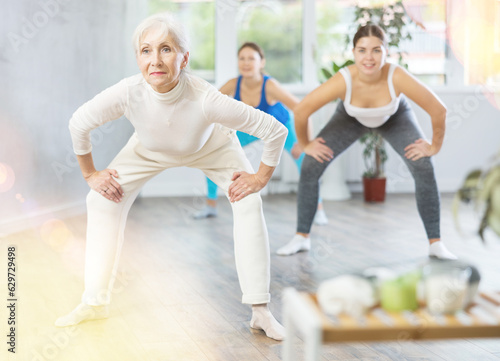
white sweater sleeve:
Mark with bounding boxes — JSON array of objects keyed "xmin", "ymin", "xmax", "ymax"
[
  {"xmin": 203, "ymin": 88, "xmax": 288, "ymax": 167},
  {"xmin": 68, "ymin": 79, "xmax": 128, "ymax": 155}
]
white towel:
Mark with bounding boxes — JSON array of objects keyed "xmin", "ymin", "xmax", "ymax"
[{"xmin": 317, "ymin": 275, "xmax": 377, "ymax": 318}]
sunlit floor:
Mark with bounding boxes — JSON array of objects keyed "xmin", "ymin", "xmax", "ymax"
[{"xmin": 1, "ymin": 193, "xmax": 500, "ymax": 361}]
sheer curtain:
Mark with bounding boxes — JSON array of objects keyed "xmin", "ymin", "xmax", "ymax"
[{"xmin": 449, "ymin": 0, "xmax": 500, "ymax": 86}]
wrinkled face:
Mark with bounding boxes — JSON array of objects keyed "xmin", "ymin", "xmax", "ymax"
[
  {"xmin": 353, "ymin": 36, "xmax": 387, "ymax": 75},
  {"xmin": 238, "ymin": 47, "xmax": 265, "ymax": 78},
  {"xmin": 136, "ymin": 28, "xmax": 189, "ymax": 93}
]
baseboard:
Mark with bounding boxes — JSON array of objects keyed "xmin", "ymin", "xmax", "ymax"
[
  {"xmin": 347, "ymin": 178, "xmax": 461, "ymax": 194},
  {"xmin": 0, "ymin": 201, "xmax": 87, "ymax": 237}
]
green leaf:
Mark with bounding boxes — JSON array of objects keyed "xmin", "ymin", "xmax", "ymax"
[{"xmin": 321, "ymin": 68, "xmax": 333, "ymax": 80}]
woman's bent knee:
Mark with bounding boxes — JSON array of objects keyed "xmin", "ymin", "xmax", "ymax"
[
  {"xmin": 238, "ymin": 192, "xmax": 262, "ymax": 208},
  {"xmin": 301, "ymin": 156, "xmax": 328, "ymax": 179},
  {"xmin": 407, "ymin": 157, "xmax": 434, "ymax": 174}
]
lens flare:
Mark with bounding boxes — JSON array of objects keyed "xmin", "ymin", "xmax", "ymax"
[
  {"xmin": 447, "ymin": 0, "xmax": 500, "ymax": 109},
  {"xmin": 0, "ymin": 163, "xmax": 15, "ymax": 192},
  {"xmin": 40, "ymin": 219, "xmax": 74, "ymax": 251}
]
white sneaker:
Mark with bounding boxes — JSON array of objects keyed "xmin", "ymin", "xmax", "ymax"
[
  {"xmin": 313, "ymin": 208, "xmax": 329, "ymax": 226},
  {"xmin": 429, "ymin": 241, "xmax": 457, "ymax": 260},
  {"xmin": 276, "ymin": 235, "xmax": 311, "ymax": 256},
  {"xmin": 192, "ymin": 206, "xmax": 217, "ymax": 219}
]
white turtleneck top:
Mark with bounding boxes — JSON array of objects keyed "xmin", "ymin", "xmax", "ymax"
[
  {"xmin": 339, "ymin": 63, "xmax": 401, "ymax": 128},
  {"xmin": 69, "ymin": 73, "xmax": 288, "ymax": 167}
]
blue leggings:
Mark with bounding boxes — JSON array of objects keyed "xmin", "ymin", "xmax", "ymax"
[
  {"xmin": 206, "ymin": 119, "xmax": 306, "ymax": 200},
  {"xmin": 297, "ymin": 98, "xmax": 440, "ymax": 238}
]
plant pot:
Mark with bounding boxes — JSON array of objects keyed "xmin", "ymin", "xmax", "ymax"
[{"xmin": 363, "ymin": 177, "xmax": 386, "ymax": 202}]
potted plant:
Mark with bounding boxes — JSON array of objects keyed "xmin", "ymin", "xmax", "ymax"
[
  {"xmin": 453, "ymin": 152, "xmax": 500, "ymax": 241},
  {"xmin": 360, "ymin": 130, "xmax": 388, "ymax": 202}
]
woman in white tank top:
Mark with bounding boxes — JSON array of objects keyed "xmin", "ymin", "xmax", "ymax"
[{"xmin": 276, "ymin": 24, "xmax": 457, "ymax": 260}]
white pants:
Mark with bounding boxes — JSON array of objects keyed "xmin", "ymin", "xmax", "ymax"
[{"xmin": 82, "ymin": 125, "xmax": 271, "ymax": 306}]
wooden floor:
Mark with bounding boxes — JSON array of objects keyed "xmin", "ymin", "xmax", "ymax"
[{"xmin": 2, "ymin": 192, "xmax": 500, "ymax": 361}]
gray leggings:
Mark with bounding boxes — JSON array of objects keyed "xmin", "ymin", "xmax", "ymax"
[{"xmin": 297, "ymin": 97, "xmax": 440, "ymax": 239}]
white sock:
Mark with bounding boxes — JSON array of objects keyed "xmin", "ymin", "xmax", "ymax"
[
  {"xmin": 55, "ymin": 303, "xmax": 109, "ymax": 327},
  {"xmin": 313, "ymin": 208, "xmax": 329, "ymax": 226},
  {"xmin": 276, "ymin": 234, "xmax": 311, "ymax": 256},
  {"xmin": 192, "ymin": 205, "xmax": 217, "ymax": 219},
  {"xmin": 429, "ymin": 241, "xmax": 457, "ymax": 260},
  {"xmin": 250, "ymin": 305, "xmax": 285, "ymax": 341}
]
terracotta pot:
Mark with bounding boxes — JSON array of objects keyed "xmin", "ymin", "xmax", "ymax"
[{"xmin": 363, "ymin": 177, "xmax": 386, "ymax": 202}]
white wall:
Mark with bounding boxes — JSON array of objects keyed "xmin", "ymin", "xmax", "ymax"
[{"xmin": 0, "ymin": 0, "xmax": 147, "ymax": 235}]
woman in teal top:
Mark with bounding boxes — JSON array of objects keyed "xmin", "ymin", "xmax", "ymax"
[{"xmin": 193, "ymin": 42, "xmax": 328, "ymax": 226}]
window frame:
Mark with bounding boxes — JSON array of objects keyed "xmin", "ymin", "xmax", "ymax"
[
  {"xmin": 214, "ymin": 0, "xmax": 479, "ymax": 95},
  {"xmin": 214, "ymin": 0, "xmax": 317, "ymax": 92}
]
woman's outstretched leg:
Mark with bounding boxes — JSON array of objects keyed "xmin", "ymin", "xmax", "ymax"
[
  {"xmin": 230, "ymin": 194, "xmax": 284, "ymax": 340},
  {"xmin": 56, "ymin": 138, "xmax": 166, "ymax": 326},
  {"xmin": 56, "ymin": 186, "xmax": 142, "ymax": 327},
  {"xmin": 285, "ymin": 118, "xmax": 329, "ymax": 226},
  {"xmin": 378, "ymin": 98, "xmax": 456, "ymax": 259},
  {"xmin": 196, "ymin": 133, "xmax": 284, "ymax": 340},
  {"xmin": 278, "ymin": 103, "xmax": 366, "ymax": 255}
]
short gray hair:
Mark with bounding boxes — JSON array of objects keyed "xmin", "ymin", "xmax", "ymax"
[{"xmin": 132, "ymin": 13, "xmax": 190, "ymax": 54}]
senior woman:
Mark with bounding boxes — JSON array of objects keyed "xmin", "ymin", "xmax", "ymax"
[{"xmin": 55, "ymin": 13, "xmax": 287, "ymax": 341}]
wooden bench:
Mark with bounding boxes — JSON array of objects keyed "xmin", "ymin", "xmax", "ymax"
[{"xmin": 282, "ymin": 288, "xmax": 500, "ymax": 361}]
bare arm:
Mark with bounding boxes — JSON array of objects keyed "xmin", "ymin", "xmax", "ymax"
[
  {"xmin": 393, "ymin": 66, "xmax": 447, "ymax": 159},
  {"xmin": 77, "ymin": 153, "xmax": 124, "ymax": 203},
  {"xmin": 265, "ymin": 78, "xmax": 300, "ymax": 110},
  {"xmin": 266, "ymin": 78, "xmax": 314, "ymax": 155},
  {"xmin": 294, "ymin": 72, "xmax": 345, "ymax": 162},
  {"xmin": 218, "ymin": 78, "xmax": 237, "ymax": 97}
]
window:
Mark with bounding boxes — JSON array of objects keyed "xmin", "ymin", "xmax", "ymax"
[
  {"xmin": 149, "ymin": 0, "xmax": 216, "ymax": 83},
  {"xmin": 315, "ymin": 0, "xmax": 447, "ymax": 86},
  {"xmin": 145, "ymin": 0, "xmax": 498, "ymax": 91},
  {"xmin": 315, "ymin": 0, "xmax": 353, "ymax": 80},
  {"xmin": 236, "ymin": 0, "xmax": 303, "ymax": 84},
  {"xmin": 399, "ymin": 0, "xmax": 447, "ymax": 86}
]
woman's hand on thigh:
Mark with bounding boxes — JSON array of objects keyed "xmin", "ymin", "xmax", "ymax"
[
  {"xmin": 228, "ymin": 171, "xmax": 264, "ymax": 203},
  {"xmin": 304, "ymin": 137, "xmax": 334, "ymax": 163},
  {"xmin": 86, "ymin": 169, "xmax": 124, "ymax": 203},
  {"xmin": 404, "ymin": 138, "xmax": 435, "ymax": 161}
]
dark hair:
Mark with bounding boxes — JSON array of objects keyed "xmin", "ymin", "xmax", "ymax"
[
  {"xmin": 238, "ymin": 42, "xmax": 265, "ymax": 59},
  {"xmin": 352, "ymin": 24, "xmax": 387, "ymax": 48}
]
